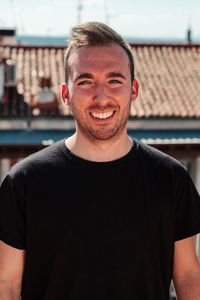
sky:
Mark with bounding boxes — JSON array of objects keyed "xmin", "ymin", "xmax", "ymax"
[{"xmin": 0, "ymin": 0, "xmax": 200, "ymax": 40}]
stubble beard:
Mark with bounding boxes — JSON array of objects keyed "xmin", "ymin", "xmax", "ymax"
[{"xmin": 71, "ymin": 99, "xmax": 132, "ymax": 144}]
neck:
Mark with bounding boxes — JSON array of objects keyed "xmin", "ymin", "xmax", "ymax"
[{"xmin": 65, "ymin": 131, "xmax": 133, "ymax": 162}]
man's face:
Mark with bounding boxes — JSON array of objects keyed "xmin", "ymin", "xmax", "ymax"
[{"xmin": 62, "ymin": 43, "xmax": 138, "ymax": 143}]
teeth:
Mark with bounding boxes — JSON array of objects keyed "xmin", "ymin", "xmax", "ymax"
[{"xmin": 91, "ymin": 111, "xmax": 114, "ymax": 119}]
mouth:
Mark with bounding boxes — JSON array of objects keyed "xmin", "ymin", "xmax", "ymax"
[{"xmin": 90, "ymin": 111, "xmax": 115, "ymax": 120}]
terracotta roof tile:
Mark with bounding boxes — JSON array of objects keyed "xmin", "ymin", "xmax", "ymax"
[
  {"xmin": 0, "ymin": 43, "xmax": 200, "ymax": 118},
  {"xmin": 131, "ymin": 44, "xmax": 200, "ymax": 118}
]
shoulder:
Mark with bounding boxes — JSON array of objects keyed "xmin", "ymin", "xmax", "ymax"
[
  {"xmin": 8, "ymin": 139, "xmax": 67, "ymax": 181},
  {"xmin": 134, "ymin": 139, "xmax": 198, "ymax": 205},
  {"xmin": 134, "ymin": 139, "xmax": 186, "ymax": 175}
]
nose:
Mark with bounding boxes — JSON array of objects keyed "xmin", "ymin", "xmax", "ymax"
[{"xmin": 93, "ymin": 84, "xmax": 110, "ymax": 104}]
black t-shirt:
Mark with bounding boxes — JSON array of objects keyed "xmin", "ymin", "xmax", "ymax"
[{"xmin": 0, "ymin": 138, "xmax": 200, "ymax": 300}]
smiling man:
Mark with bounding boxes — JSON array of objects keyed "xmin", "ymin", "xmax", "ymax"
[
  {"xmin": 62, "ymin": 36, "xmax": 138, "ymax": 161},
  {"xmin": 1, "ymin": 22, "xmax": 200, "ymax": 300}
]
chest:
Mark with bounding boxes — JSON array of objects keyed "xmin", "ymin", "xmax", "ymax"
[{"xmin": 26, "ymin": 166, "xmax": 175, "ymax": 255}]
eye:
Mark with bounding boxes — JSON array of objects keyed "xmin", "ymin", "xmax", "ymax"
[
  {"xmin": 108, "ymin": 79, "xmax": 122, "ymax": 86},
  {"xmin": 78, "ymin": 80, "xmax": 92, "ymax": 86},
  {"xmin": 110, "ymin": 79, "xmax": 121, "ymax": 83}
]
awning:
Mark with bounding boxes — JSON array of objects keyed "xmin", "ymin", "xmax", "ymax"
[{"xmin": 0, "ymin": 129, "xmax": 200, "ymax": 145}]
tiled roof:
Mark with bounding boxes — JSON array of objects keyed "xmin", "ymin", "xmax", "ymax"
[
  {"xmin": 0, "ymin": 43, "xmax": 200, "ymax": 118},
  {"xmin": 0, "ymin": 45, "xmax": 69, "ymax": 116},
  {"xmin": 131, "ymin": 43, "xmax": 200, "ymax": 118}
]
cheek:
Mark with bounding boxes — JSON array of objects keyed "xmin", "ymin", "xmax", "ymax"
[
  {"xmin": 70, "ymin": 91, "xmax": 91, "ymax": 110},
  {"xmin": 109, "ymin": 83, "xmax": 131, "ymax": 95},
  {"xmin": 109, "ymin": 88, "xmax": 131, "ymax": 102},
  {"xmin": 71, "ymin": 88, "xmax": 94, "ymax": 103}
]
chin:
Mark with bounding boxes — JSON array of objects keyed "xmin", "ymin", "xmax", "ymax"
[{"xmin": 88, "ymin": 127, "xmax": 122, "ymax": 141}]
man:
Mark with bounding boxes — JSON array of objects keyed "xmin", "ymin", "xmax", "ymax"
[{"xmin": 0, "ymin": 22, "xmax": 200, "ymax": 300}]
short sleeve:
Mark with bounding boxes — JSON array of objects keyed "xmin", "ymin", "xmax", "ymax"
[
  {"xmin": 0, "ymin": 174, "xmax": 26, "ymax": 249},
  {"xmin": 174, "ymin": 166, "xmax": 200, "ymax": 241}
]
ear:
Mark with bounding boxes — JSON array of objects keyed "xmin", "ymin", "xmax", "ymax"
[
  {"xmin": 61, "ymin": 82, "xmax": 71, "ymax": 106},
  {"xmin": 131, "ymin": 79, "xmax": 139, "ymax": 102}
]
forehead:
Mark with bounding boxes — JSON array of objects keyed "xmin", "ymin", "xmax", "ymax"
[{"xmin": 67, "ymin": 44, "xmax": 130, "ymax": 77}]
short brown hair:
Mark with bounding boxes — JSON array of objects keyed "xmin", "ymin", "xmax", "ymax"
[{"xmin": 64, "ymin": 21, "xmax": 134, "ymax": 83}]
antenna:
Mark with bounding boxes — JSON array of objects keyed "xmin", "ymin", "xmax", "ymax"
[
  {"xmin": 186, "ymin": 17, "xmax": 192, "ymax": 43},
  {"xmin": 104, "ymin": 0, "xmax": 109, "ymax": 25},
  {"xmin": 77, "ymin": 0, "xmax": 83, "ymax": 25},
  {"xmin": 103, "ymin": 0, "xmax": 116, "ymax": 26},
  {"xmin": 9, "ymin": 0, "xmax": 16, "ymax": 28}
]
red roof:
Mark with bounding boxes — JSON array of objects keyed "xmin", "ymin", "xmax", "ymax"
[{"xmin": 1, "ymin": 43, "xmax": 200, "ymax": 118}]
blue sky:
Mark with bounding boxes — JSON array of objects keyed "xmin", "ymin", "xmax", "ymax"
[{"xmin": 1, "ymin": 0, "xmax": 199, "ymax": 40}]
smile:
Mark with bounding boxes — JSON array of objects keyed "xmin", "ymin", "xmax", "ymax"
[{"xmin": 90, "ymin": 111, "xmax": 115, "ymax": 119}]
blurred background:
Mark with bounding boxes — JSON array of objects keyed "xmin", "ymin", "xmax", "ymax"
[
  {"xmin": 0, "ymin": 2, "xmax": 200, "ymax": 299},
  {"xmin": 1, "ymin": 0, "xmax": 200, "ymax": 44}
]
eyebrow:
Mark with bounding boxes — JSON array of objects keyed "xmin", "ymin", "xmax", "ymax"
[
  {"xmin": 106, "ymin": 72, "xmax": 126, "ymax": 80},
  {"xmin": 74, "ymin": 73, "xmax": 93, "ymax": 82}
]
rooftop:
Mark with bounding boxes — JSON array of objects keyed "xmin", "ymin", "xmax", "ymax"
[{"xmin": 0, "ymin": 42, "xmax": 200, "ymax": 118}]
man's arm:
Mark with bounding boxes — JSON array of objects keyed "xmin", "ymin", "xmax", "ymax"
[
  {"xmin": 0, "ymin": 240, "xmax": 25, "ymax": 300},
  {"xmin": 173, "ymin": 236, "xmax": 200, "ymax": 300}
]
